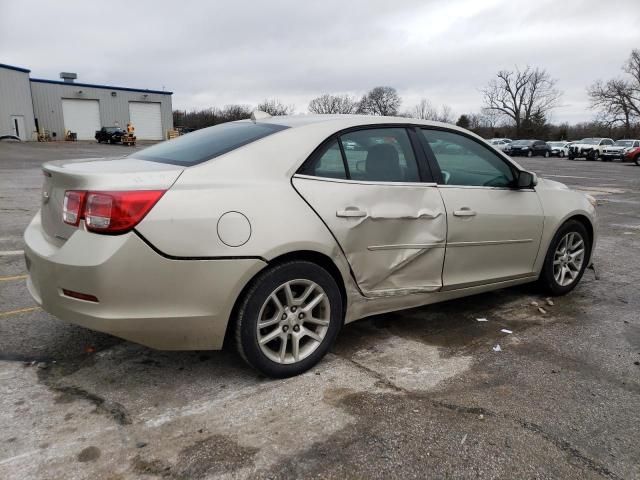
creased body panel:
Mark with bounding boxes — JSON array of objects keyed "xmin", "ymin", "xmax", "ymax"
[{"xmin": 292, "ymin": 176, "xmax": 446, "ymax": 295}]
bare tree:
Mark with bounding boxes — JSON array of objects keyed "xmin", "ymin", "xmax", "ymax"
[
  {"xmin": 481, "ymin": 66, "xmax": 562, "ymax": 135},
  {"xmin": 405, "ymin": 98, "xmax": 453, "ymax": 122},
  {"xmin": 588, "ymin": 50, "xmax": 640, "ymax": 135},
  {"xmin": 308, "ymin": 94, "xmax": 358, "ymax": 114},
  {"xmin": 257, "ymin": 99, "xmax": 295, "ymax": 116},
  {"xmin": 358, "ymin": 86, "xmax": 401, "ymax": 116}
]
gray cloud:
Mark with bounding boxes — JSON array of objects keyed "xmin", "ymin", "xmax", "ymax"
[{"xmin": 1, "ymin": 0, "xmax": 638, "ymax": 123}]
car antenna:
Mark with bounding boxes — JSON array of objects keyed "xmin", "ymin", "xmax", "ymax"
[{"xmin": 250, "ymin": 110, "xmax": 271, "ymax": 123}]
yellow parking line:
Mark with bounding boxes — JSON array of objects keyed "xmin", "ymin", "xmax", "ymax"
[
  {"xmin": 0, "ymin": 274, "xmax": 28, "ymax": 282},
  {"xmin": 0, "ymin": 307, "xmax": 40, "ymax": 318}
]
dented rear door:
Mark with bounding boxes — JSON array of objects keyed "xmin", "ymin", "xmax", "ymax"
[{"xmin": 292, "ymin": 176, "xmax": 446, "ymax": 297}]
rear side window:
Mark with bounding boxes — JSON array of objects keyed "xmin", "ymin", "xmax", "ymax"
[
  {"xmin": 133, "ymin": 122, "xmax": 288, "ymax": 166},
  {"xmin": 301, "ymin": 128, "xmax": 421, "ymax": 183}
]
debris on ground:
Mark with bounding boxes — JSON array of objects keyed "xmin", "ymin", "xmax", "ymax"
[
  {"xmin": 546, "ymin": 298, "xmax": 555, "ymax": 306},
  {"xmin": 538, "ymin": 307, "xmax": 547, "ymax": 314},
  {"xmin": 84, "ymin": 345, "xmax": 96, "ymax": 354},
  {"xmin": 476, "ymin": 318, "xmax": 488, "ymax": 322},
  {"xmin": 461, "ymin": 434, "xmax": 468, "ymax": 445},
  {"xmin": 531, "ymin": 301, "xmax": 539, "ymax": 307},
  {"xmin": 501, "ymin": 329, "xmax": 513, "ymax": 334},
  {"xmin": 493, "ymin": 345, "xmax": 502, "ymax": 352}
]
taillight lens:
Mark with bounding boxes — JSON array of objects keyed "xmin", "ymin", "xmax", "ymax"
[
  {"xmin": 63, "ymin": 190, "xmax": 165, "ymax": 234},
  {"xmin": 63, "ymin": 191, "xmax": 86, "ymax": 226}
]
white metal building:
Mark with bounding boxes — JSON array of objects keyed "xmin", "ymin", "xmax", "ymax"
[{"xmin": 0, "ymin": 63, "xmax": 173, "ymax": 141}]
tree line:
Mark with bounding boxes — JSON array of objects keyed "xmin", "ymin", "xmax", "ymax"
[{"xmin": 174, "ymin": 49, "xmax": 640, "ymax": 140}]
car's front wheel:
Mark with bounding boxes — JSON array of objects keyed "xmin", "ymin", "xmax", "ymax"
[
  {"xmin": 539, "ymin": 220, "xmax": 590, "ymax": 295},
  {"xmin": 544, "ymin": 151, "xmax": 550, "ymax": 158},
  {"xmin": 527, "ymin": 150, "xmax": 533, "ymax": 157},
  {"xmin": 235, "ymin": 261, "xmax": 343, "ymax": 378},
  {"xmin": 560, "ymin": 151, "xmax": 565, "ymax": 158}
]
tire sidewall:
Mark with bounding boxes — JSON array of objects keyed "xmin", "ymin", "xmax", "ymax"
[
  {"xmin": 541, "ymin": 220, "xmax": 591, "ymax": 295},
  {"xmin": 237, "ymin": 261, "xmax": 343, "ymax": 378}
]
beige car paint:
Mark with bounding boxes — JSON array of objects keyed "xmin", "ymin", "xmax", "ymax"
[{"xmin": 24, "ymin": 115, "xmax": 597, "ymax": 351}]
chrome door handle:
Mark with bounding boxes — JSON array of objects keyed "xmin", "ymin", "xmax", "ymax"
[
  {"xmin": 336, "ymin": 208, "xmax": 367, "ymax": 218},
  {"xmin": 453, "ymin": 208, "xmax": 476, "ymax": 217}
]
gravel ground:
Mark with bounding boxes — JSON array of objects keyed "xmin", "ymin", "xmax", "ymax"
[{"xmin": 0, "ymin": 140, "xmax": 639, "ymax": 479}]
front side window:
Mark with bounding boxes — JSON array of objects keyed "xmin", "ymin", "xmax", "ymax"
[
  {"xmin": 133, "ymin": 121, "xmax": 288, "ymax": 166},
  {"xmin": 421, "ymin": 129, "xmax": 515, "ymax": 188}
]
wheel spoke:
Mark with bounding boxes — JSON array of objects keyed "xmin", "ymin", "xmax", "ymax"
[
  {"xmin": 302, "ymin": 327, "xmax": 322, "ymax": 342},
  {"xmin": 298, "ymin": 284, "xmax": 315, "ymax": 304},
  {"xmin": 291, "ymin": 335, "xmax": 300, "ymax": 362},
  {"xmin": 279, "ymin": 335, "xmax": 288, "ymax": 362},
  {"xmin": 304, "ymin": 316, "xmax": 330, "ymax": 326},
  {"xmin": 258, "ymin": 315, "xmax": 282, "ymax": 329},
  {"xmin": 569, "ymin": 249, "xmax": 584, "ymax": 260},
  {"xmin": 303, "ymin": 292, "xmax": 325, "ymax": 313},
  {"xmin": 259, "ymin": 328, "xmax": 282, "ymax": 345},
  {"xmin": 283, "ymin": 282, "xmax": 295, "ymax": 306},
  {"xmin": 559, "ymin": 267, "xmax": 567, "ymax": 285},
  {"xmin": 270, "ymin": 293, "xmax": 283, "ymax": 310}
]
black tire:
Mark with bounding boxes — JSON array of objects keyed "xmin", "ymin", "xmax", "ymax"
[
  {"xmin": 539, "ymin": 220, "xmax": 591, "ymax": 296},
  {"xmin": 235, "ymin": 260, "xmax": 343, "ymax": 378},
  {"xmin": 527, "ymin": 150, "xmax": 533, "ymax": 157},
  {"xmin": 544, "ymin": 151, "xmax": 550, "ymax": 158},
  {"xmin": 591, "ymin": 150, "xmax": 599, "ymax": 161},
  {"xmin": 560, "ymin": 151, "xmax": 565, "ymax": 158},
  {"xmin": 635, "ymin": 155, "xmax": 640, "ymax": 166}
]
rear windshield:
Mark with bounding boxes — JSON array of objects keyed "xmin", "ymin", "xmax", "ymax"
[{"xmin": 133, "ymin": 122, "xmax": 288, "ymax": 166}]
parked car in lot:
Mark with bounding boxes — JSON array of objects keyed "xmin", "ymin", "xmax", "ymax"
[
  {"xmin": 623, "ymin": 144, "xmax": 640, "ymax": 165},
  {"xmin": 95, "ymin": 127, "xmax": 124, "ymax": 144},
  {"xmin": 24, "ymin": 113, "xmax": 597, "ymax": 377},
  {"xmin": 506, "ymin": 139, "xmax": 551, "ymax": 157},
  {"xmin": 489, "ymin": 139, "xmax": 510, "ymax": 151},
  {"xmin": 602, "ymin": 139, "xmax": 640, "ymax": 162},
  {"xmin": 547, "ymin": 141, "xmax": 570, "ymax": 158},
  {"xmin": 568, "ymin": 138, "xmax": 614, "ymax": 160}
]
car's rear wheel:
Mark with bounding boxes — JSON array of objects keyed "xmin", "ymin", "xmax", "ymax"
[
  {"xmin": 235, "ymin": 261, "xmax": 343, "ymax": 378},
  {"xmin": 591, "ymin": 150, "xmax": 599, "ymax": 161},
  {"xmin": 527, "ymin": 150, "xmax": 533, "ymax": 157},
  {"xmin": 539, "ymin": 220, "xmax": 590, "ymax": 295},
  {"xmin": 635, "ymin": 154, "xmax": 640, "ymax": 166}
]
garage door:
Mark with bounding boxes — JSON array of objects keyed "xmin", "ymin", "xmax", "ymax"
[
  {"xmin": 61, "ymin": 99, "xmax": 101, "ymax": 140},
  {"xmin": 129, "ymin": 102, "xmax": 163, "ymax": 140}
]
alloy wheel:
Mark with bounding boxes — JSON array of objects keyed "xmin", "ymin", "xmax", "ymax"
[
  {"xmin": 553, "ymin": 232, "xmax": 585, "ymax": 287},
  {"xmin": 256, "ymin": 279, "xmax": 330, "ymax": 364}
]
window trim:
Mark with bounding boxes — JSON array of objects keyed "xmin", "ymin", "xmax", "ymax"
[
  {"xmin": 296, "ymin": 124, "xmax": 435, "ymax": 184},
  {"xmin": 416, "ymin": 125, "xmax": 522, "ymax": 189}
]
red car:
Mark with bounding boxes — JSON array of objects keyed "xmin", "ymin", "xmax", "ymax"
[{"xmin": 624, "ymin": 146, "xmax": 640, "ymax": 165}]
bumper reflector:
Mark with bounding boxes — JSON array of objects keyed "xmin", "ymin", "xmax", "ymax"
[{"xmin": 62, "ymin": 289, "xmax": 99, "ymax": 303}]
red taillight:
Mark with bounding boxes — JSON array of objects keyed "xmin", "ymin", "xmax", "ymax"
[
  {"xmin": 62, "ymin": 190, "xmax": 165, "ymax": 234},
  {"xmin": 63, "ymin": 191, "xmax": 86, "ymax": 226}
]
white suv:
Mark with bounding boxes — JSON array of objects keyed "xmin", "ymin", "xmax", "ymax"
[{"xmin": 568, "ymin": 138, "xmax": 614, "ymax": 160}]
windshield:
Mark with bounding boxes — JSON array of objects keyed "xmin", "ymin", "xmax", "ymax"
[
  {"xmin": 511, "ymin": 140, "xmax": 533, "ymax": 146},
  {"xmin": 579, "ymin": 138, "xmax": 600, "ymax": 145},
  {"xmin": 614, "ymin": 140, "xmax": 634, "ymax": 147},
  {"xmin": 548, "ymin": 142, "xmax": 566, "ymax": 147},
  {"xmin": 133, "ymin": 121, "xmax": 289, "ymax": 166},
  {"xmin": 105, "ymin": 127, "xmax": 121, "ymax": 133}
]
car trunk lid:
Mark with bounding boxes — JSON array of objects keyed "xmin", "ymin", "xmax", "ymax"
[{"xmin": 41, "ymin": 157, "xmax": 184, "ymax": 242}]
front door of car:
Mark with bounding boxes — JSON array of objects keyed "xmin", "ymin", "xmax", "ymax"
[
  {"xmin": 419, "ymin": 128, "xmax": 544, "ymax": 289},
  {"xmin": 293, "ymin": 127, "xmax": 447, "ymax": 297}
]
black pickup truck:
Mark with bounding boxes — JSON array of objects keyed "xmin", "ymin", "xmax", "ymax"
[{"xmin": 95, "ymin": 127, "xmax": 125, "ymax": 144}]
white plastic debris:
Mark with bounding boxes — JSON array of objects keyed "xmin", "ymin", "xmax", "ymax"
[
  {"xmin": 476, "ymin": 318, "xmax": 488, "ymax": 322},
  {"xmin": 531, "ymin": 301, "xmax": 539, "ymax": 307},
  {"xmin": 538, "ymin": 307, "xmax": 547, "ymax": 314},
  {"xmin": 546, "ymin": 298, "xmax": 554, "ymax": 306},
  {"xmin": 461, "ymin": 434, "xmax": 468, "ymax": 445},
  {"xmin": 500, "ymin": 329, "xmax": 513, "ymax": 334},
  {"xmin": 493, "ymin": 345, "xmax": 502, "ymax": 352}
]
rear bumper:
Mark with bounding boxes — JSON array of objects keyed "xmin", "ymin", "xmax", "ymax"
[{"xmin": 24, "ymin": 212, "xmax": 266, "ymax": 350}]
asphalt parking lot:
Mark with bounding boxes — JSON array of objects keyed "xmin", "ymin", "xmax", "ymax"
[{"xmin": 1, "ymin": 141, "xmax": 639, "ymax": 480}]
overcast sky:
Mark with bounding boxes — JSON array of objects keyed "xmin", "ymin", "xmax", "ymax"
[{"xmin": 1, "ymin": 0, "xmax": 638, "ymax": 123}]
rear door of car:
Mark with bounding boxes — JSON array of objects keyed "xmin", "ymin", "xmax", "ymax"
[
  {"xmin": 417, "ymin": 127, "xmax": 544, "ymax": 289},
  {"xmin": 293, "ymin": 126, "xmax": 447, "ymax": 297}
]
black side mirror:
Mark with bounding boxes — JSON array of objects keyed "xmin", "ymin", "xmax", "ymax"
[{"xmin": 517, "ymin": 171, "xmax": 538, "ymax": 189}]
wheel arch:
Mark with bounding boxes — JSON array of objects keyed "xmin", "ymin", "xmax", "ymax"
[{"xmin": 223, "ymin": 249, "xmax": 348, "ymax": 348}]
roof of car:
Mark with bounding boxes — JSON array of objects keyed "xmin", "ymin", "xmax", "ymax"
[{"xmin": 256, "ymin": 114, "xmax": 450, "ymax": 129}]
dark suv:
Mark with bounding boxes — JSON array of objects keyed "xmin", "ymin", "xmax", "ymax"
[
  {"xmin": 95, "ymin": 127, "xmax": 125, "ymax": 144},
  {"xmin": 505, "ymin": 140, "xmax": 551, "ymax": 157}
]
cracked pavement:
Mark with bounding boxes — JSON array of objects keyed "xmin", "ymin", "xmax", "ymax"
[{"xmin": 1, "ymin": 141, "xmax": 639, "ymax": 479}]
